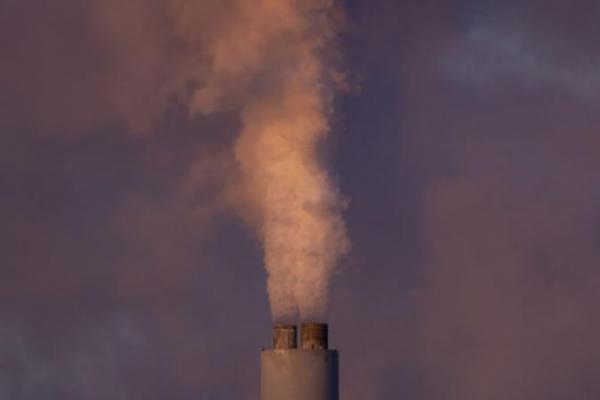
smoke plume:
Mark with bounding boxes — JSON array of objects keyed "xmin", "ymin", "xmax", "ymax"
[
  {"xmin": 224, "ymin": 1, "xmax": 350, "ymax": 321},
  {"xmin": 94, "ymin": 0, "xmax": 350, "ymax": 321}
]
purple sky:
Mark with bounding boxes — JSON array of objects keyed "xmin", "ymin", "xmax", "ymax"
[{"xmin": 2, "ymin": 1, "xmax": 600, "ymax": 399}]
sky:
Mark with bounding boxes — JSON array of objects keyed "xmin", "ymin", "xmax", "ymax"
[{"xmin": 2, "ymin": 0, "xmax": 600, "ymax": 399}]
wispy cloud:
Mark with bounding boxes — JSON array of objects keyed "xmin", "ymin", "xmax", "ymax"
[{"xmin": 445, "ymin": 22, "xmax": 600, "ymax": 101}]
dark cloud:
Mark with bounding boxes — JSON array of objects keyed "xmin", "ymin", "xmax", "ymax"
[{"xmin": 2, "ymin": 0, "xmax": 600, "ymax": 399}]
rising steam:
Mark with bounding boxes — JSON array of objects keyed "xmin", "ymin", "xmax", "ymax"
[
  {"xmin": 219, "ymin": 1, "xmax": 349, "ymax": 321},
  {"xmin": 95, "ymin": 0, "xmax": 349, "ymax": 321},
  {"xmin": 235, "ymin": 69, "xmax": 349, "ymax": 321}
]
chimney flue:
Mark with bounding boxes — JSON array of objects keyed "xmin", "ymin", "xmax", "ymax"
[
  {"xmin": 272, "ymin": 324, "xmax": 297, "ymax": 349},
  {"xmin": 301, "ymin": 322, "xmax": 328, "ymax": 350}
]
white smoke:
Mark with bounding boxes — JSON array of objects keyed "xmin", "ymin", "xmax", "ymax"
[
  {"xmin": 93, "ymin": 0, "xmax": 350, "ymax": 321},
  {"xmin": 206, "ymin": 0, "xmax": 350, "ymax": 321}
]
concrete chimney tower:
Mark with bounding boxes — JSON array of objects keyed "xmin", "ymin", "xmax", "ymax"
[{"xmin": 260, "ymin": 323, "xmax": 339, "ymax": 400}]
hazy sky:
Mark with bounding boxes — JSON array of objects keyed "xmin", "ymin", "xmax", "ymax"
[{"xmin": 2, "ymin": 1, "xmax": 600, "ymax": 399}]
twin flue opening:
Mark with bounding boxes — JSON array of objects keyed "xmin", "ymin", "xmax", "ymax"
[{"xmin": 272, "ymin": 323, "xmax": 328, "ymax": 350}]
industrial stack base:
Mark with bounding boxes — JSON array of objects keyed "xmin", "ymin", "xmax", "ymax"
[{"xmin": 260, "ymin": 323, "xmax": 339, "ymax": 400}]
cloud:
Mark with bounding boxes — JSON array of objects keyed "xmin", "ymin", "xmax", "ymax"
[
  {"xmin": 0, "ymin": 317, "xmax": 146, "ymax": 399},
  {"xmin": 418, "ymin": 176, "xmax": 600, "ymax": 399},
  {"xmin": 445, "ymin": 21, "xmax": 600, "ymax": 102}
]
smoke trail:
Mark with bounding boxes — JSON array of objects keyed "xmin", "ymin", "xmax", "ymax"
[
  {"xmin": 235, "ymin": 70, "xmax": 349, "ymax": 321},
  {"xmin": 193, "ymin": 0, "xmax": 349, "ymax": 321},
  {"xmin": 225, "ymin": 1, "xmax": 349, "ymax": 321},
  {"xmin": 94, "ymin": 0, "xmax": 349, "ymax": 321}
]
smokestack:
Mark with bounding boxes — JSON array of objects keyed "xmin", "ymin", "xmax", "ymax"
[{"xmin": 261, "ymin": 323, "xmax": 339, "ymax": 400}]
